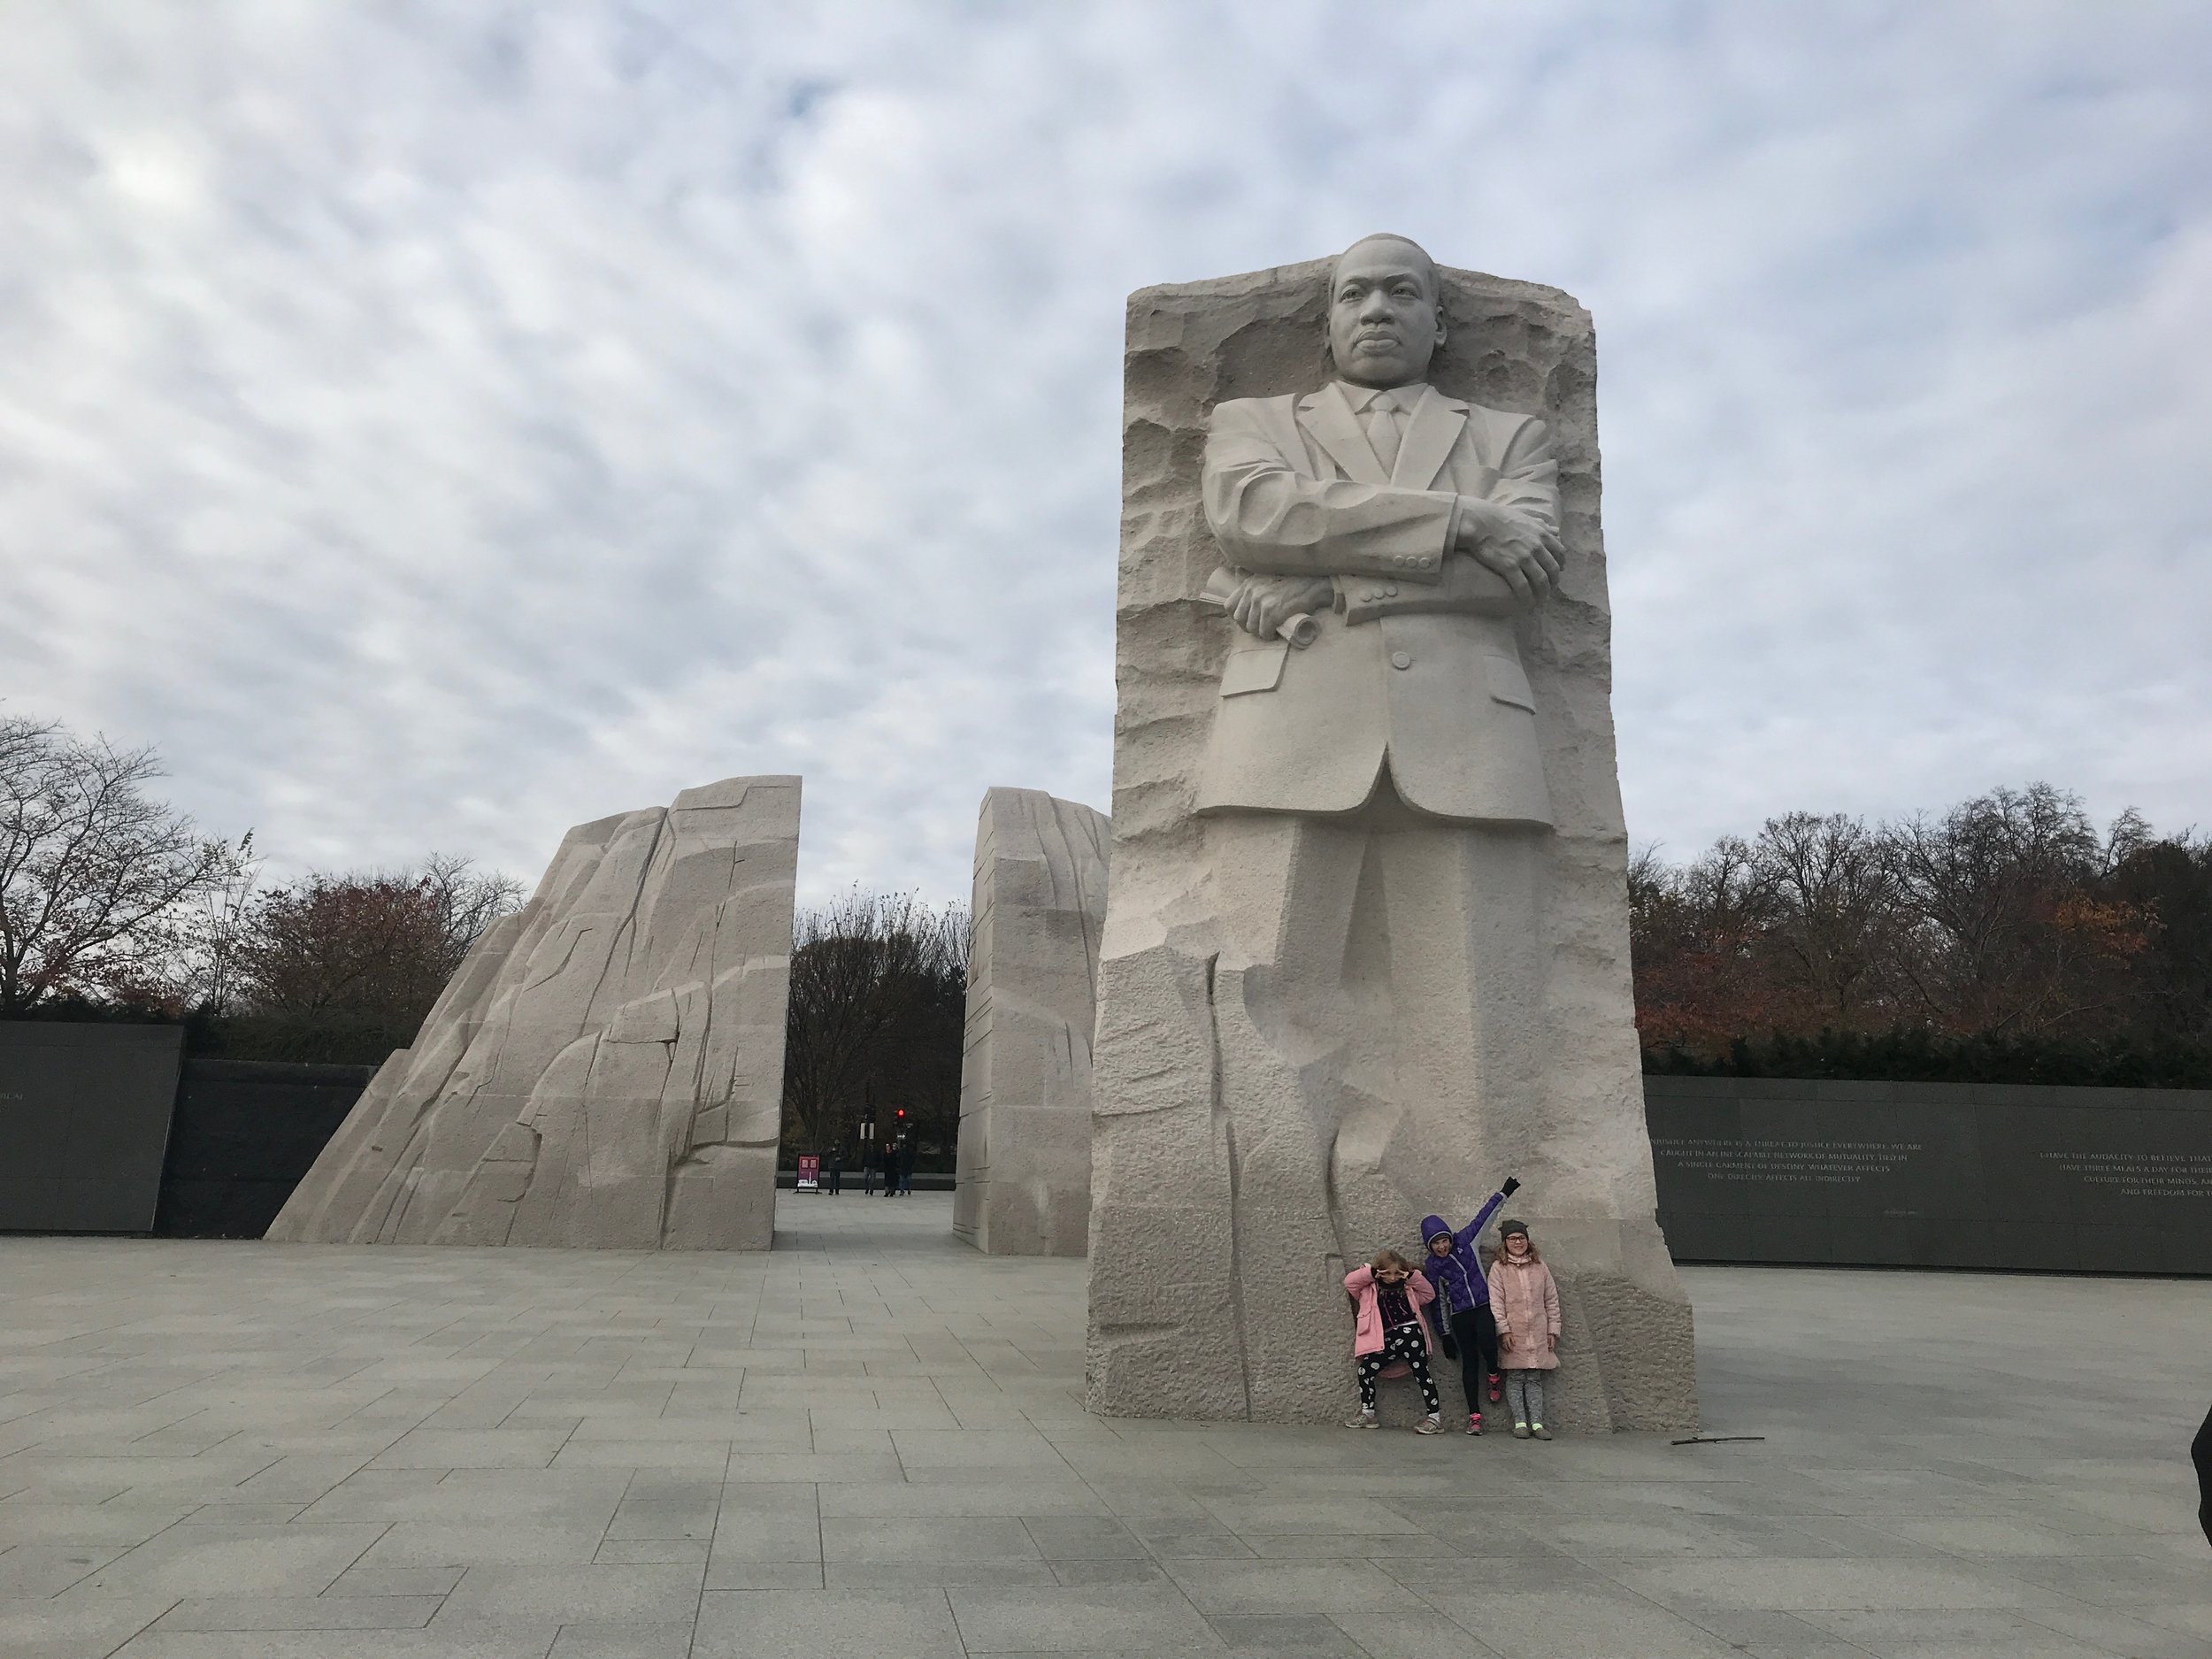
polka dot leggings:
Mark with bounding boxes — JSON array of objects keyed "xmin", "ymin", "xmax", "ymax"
[{"xmin": 1356, "ymin": 1324, "xmax": 1440, "ymax": 1413}]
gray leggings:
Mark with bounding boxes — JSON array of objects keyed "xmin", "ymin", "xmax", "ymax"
[{"xmin": 1503, "ymin": 1369, "xmax": 1547, "ymax": 1425}]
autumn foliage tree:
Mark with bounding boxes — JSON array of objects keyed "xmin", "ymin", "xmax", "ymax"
[
  {"xmin": 1631, "ymin": 783, "xmax": 2208, "ymax": 1077},
  {"xmin": 224, "ymin": 856, "xmax": 523, "ymax": 1056}
]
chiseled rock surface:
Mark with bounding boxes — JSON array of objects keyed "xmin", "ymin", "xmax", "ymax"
[
  {"xmin": 268, "ymin": 776, "xmax": 800, "ymax": 1249},
  {"xmin": 1087, "ymin": 257, "xmax": 1697, "ymax": 1431},
  {"xmin": 953, "ymin": 788, "xmax": 1110, "ymax": 1256}
]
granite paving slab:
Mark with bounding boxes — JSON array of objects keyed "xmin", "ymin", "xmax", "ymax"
[{"xmin": 0, "ymin": 1194, "xmax": 2205, "ymax": 1657}]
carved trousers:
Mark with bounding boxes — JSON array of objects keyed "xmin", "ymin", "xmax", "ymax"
[{"xmin": 1198, "ymin": 785, "xmax": 1547, "ymax": 1419}]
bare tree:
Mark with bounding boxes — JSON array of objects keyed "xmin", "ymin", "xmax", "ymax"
[
  {"xmin": 0, "ymin": 716, "xmax": 246, "ymax": 1014},
  {"xmin": 781, "ymin": 887, "xmax": 971, "ymax": 1159},
  {"xmin": 1752, "ymin": 811, "xmax": 1902, "ymax": 1030},
  {"xmin": 169, "ymin": 831, "xmax": 264, "ymax": 1016},
  {"xmin": 1889, "ymin": 785, "xmax": 2148, "ymax": 1035}
]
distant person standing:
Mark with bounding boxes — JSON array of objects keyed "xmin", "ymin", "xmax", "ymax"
[
  {"xmin": 879, "ymin": 1141, "xmax": 901, "ymax": 1198},
  {"xmin": 823, "ymin": 1148, "xmax": 842, "ymax": 1197},
  {"xmin": 862, "ymin": 1144, "xmax": 878, "ymax": 1196},
  {"xmin": 899, "ymin": 1142, "xmax": 917, "ymax": 1195}
]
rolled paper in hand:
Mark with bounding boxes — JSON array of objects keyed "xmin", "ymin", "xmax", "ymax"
[{"xmin": 1200, "ymin": 568, "xmax": 1320, "ymax": 649}]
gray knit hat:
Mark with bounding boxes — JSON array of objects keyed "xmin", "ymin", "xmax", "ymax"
[{"xmin": 1497, "ymin": 1217, "xmax": 1530, "ymax": 1240}]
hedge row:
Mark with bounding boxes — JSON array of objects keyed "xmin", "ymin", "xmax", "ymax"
[{"xmin": 1643, "ymin": 1027, "xmax": 2212, "ymax": 1088}]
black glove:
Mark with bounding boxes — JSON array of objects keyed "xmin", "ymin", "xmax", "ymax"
[
  {"xmin": 1440, "ymin": 1333, "xmax": 1460, "ymax": 1363},
  {"xmin": 1500, "ymin": 1176, "xmax": 1521, "ymax": 1198}
]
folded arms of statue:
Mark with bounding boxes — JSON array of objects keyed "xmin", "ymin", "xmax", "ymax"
[{"xmin": 1202, "ymin": 404, "xmax": 1563, "ymax": 636}]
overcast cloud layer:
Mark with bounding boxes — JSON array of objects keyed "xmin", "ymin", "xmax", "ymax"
[{"xmin": 4, "ymin": 2, "xmax": 2208, "ymax": 903}]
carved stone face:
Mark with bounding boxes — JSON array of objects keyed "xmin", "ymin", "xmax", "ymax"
[{"xmin": 1327, "ymin": 237, "xmax": 1444, "ymax": 388}]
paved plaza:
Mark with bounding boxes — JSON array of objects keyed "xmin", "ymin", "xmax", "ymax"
[{"xmin": 2, "ymin": 1193, "xmax": 2208, "ymax": 1658}]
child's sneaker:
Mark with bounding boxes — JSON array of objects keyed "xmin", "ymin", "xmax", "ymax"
[
  {"xmin": 1531, "ymin": 1424, "xmax": 1553, "ymax": 1440},
  {"xmin": 1510, "ymin": 1422, "xmax": 1531, "ymax": 1439},
  {"xmin": 1414, "ymin": 1414, "xmax": 1441, "ymax": 1435},
  {"xmin": 1486, "ymin": 1373, "xmax": 1502, "ymax": 1403},
  {"xmin": 1464, "ymin": 1413, "xmax": 1483, "ymax": 1436},
  {"xmin": 1343, "ymin": 1410, "xmax": 1378, "ymax": 1429}
]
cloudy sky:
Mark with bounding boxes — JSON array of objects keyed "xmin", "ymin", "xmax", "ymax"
[{"xmin": 4, "ymin": 2, "xmax": 2208, "ymax": 905}]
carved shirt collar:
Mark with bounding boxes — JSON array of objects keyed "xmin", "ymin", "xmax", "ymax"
[{"xmin": 1333, "ymin": 380, "xmax": 1432, "ymax": 413}]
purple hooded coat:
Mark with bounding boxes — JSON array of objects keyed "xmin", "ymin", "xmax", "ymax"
[{"xmin": 1419, "ymin": 1190, "xmax": 1508, "ymax": 1318}]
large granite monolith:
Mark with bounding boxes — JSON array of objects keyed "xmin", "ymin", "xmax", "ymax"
[
  {"xmin": 269, "ymin": 775, "xmax": 800, "ymax": 1249},
  {"xmin": 1086, "ymin": 239, "xmax": 1697, "ymax": 1431},
  {"xmin": 953, "ymin": 788, "xmax": 1110, "ymax": 1256}
]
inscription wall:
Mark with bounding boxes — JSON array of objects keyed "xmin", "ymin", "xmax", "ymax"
[
  {"xmin": 1646, "ymin": 1076, "xmax": 2212, "ymax": 1275},
  {"xmin": 0, "ymin": 1022, "xmax": 185, "ymax": 1233},
  {"xmin": 155, "ymin": 1059, "xmax": 374, "ymax": 1238}
]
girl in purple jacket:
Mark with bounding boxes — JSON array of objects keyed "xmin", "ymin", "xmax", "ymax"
[{"xmin": 1419, "ymin": 1176, "xmax": 1518, "ymax": 1434}]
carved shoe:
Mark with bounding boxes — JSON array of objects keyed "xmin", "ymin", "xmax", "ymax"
[{"xmin": 1344, "ymin": 1411, "xmax": 1379, "ymax": 1430}]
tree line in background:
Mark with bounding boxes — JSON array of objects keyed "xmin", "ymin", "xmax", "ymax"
[
  {"xmin": 2, "ymin": 712, "xmax": 522, "ymax": 1059},
  {"xmin": 3, "ymin": 713, "xmax": 976, "ymax": 1143},
  {"xmin": 12, "ymin": 712, "xmax": 2211, "ymax": 1094},
  {"xmin": 780, "ymin": 887, "xmax": 970, "ymax": 1171},
  {"xmin": 1631, "ymin": 783, "xmax": 2212, "ymax": 1086}
]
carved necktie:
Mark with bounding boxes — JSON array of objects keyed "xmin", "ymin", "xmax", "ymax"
[{"xmin": 1364, "ymin": 392, "xmax": 1402, "ymax": 473}]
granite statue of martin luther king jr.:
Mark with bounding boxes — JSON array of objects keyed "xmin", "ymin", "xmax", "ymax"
[
  {"xmin": 1196, "ymin": 232, "xmax": 1566, "ymax": 826},
  {"xmin": 1087, "ymin": 234, "xmax": 1697, "ymax": 1431},
  {"xmin": 1177, "ymin": 234, "xmax": 1578, "ymax": 1403}
]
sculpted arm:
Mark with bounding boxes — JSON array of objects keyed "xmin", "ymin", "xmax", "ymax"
[
  {"xmin": 1202, "ymin": 403, "xmax": 1454, "ymax": 583},
  {"xmin": 1450, "ymin": 416, "xmax": 1565, "ymax": 606}
]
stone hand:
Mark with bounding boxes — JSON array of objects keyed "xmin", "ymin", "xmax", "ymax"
[
  {"xmin": 1229, "ymin": 574, "xmax": 1333, "ymax": 641},
  {"xmin": 1455, "ymin": 501, "xmax": 1564, "ymax": 605}
]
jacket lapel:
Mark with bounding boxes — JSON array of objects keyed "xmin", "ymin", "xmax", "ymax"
[
  {"xmin": 1392, "ymin": 387, "xmax": 1467, "ymax": 490},
  {"xmin": 1297, "ymin": 384, "xmax": 1390, "ymax": 487}
]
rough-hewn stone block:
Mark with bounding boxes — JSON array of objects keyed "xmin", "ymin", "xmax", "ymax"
[
  {"xmin": 268, "ymin": 776, "xmax": 800, "ymax": 1249},
  {"xmin": 954, "ymin": 788, "xmax": 1109, "ymax": 1256}
]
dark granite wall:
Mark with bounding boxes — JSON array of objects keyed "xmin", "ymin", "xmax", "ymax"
[
  {"xmin": 1646, "ymin": 1076, "xmax": 2212, "ymax": 1275},
  {"xmin": 154, "ymin": 1059, "xmax": 376, "ymax": 1238},
  {"xmin": 0, "ymin": 1023, "xmax": 185, "ymax": 1232}
]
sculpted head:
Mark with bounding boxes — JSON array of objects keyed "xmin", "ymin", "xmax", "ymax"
[{"xmin": 1327, "ymin": 234, "xmax": 1444, "ymax": 388}]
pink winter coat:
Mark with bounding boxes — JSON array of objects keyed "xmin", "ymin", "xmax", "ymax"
[
  {"xmin": 1343, "ymin": 1266, "xmax": 1436, "ymax": 1378},
  {"xmin": 1487, "ymin": 1254, "xmax": 1560, "ymax": 1370}
]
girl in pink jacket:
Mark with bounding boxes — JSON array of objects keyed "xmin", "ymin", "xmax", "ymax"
[
  {"xmin": 1343, "ymin": 1248, "xmax": 1443, "ymax": 1433},
  {"xmin": 1486, "ymin": 1219, "xmax": 1561, "ymax": 1439}
]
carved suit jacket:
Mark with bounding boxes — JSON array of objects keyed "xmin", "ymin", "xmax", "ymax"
[{"xmin": 1194, "ymin": 380, "xmax": 1558, "ymax": 826}]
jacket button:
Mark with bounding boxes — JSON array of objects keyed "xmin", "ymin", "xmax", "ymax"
[
  {"xmin": 1391, "ymin": 651, "xmax": 1413, "ymax": 670},
  {"xmin": 1385, "ymin": 584, "xmax": 1399, "ymax": 597}
]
